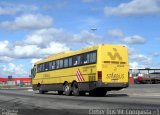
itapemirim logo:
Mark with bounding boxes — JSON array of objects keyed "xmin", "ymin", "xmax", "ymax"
[{"xmin": 107, "ymin": 48, "xmax": 122, "ymax": 60}]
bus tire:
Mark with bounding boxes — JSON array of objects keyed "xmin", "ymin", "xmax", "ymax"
[
  {"xmin": 58, "ymin": 91, "xmax": 63, "ymax": 95},
  {"xmin": 89, "ymin": 90, "xmax": 96, "ymax": 96},
  {"xmin": 39, "ymin": 90, "xmax": 45, "ymax": 94},
  {"xmin": 97, "ymin": 90, "xmax": 107, "ymax": 97},
  {"xmin": 72, "ymin": 82, "xmax": 80, "ymax": 96},
  {"xmin": 64, "ymin": 83, "xmax": 71, "ymax": 96},
  {"xmin": 89, "ymin": 89, "xmax": 107, "ymax": 97},
  {"xmin": 79, "ymin": 91, "xmax": 86, "ymax": 96},
  {"xmin": 39, "ymin": 87, "xmax": 45, "ymax": 94},
  {"xmin": 38, "ymin": 84, "xmax": 44, "ymax": 94}
]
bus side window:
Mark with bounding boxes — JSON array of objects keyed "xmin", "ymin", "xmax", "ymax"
[
  {"xmin": 77, "ymin": 55, "xmax": 83, "ymax": 65},
  {"xmin": 45, "ymin": 62, "xmax": 49, "ymax": 71},
  {"xmin": 69, "ymin": 57, "xmax": 72, "ymax": 67},
  {"xmin": 73, "ymin": 56, "xmax": 78, "ymax": 66},
  {"xmin": 39, "ymin": 64, "xmax": 42, "ymax": 72},
  {"xmin": 40, "ymin": 64, "xmax": 43, "ymax": 72},
  {"xmin": 64, "ymin": 58, "xmax": 69, "ymax": 68},
  {"xmin": 49, "ymin": 62, "xmax": 52, "ymax": 70},
  {"xmin": 52, "ymin": 61, "xmax": 55, "ymax": 70},
  {"xmin": 42, "ymin": 63, "xmax": 45, "ymax": 72},
  {"xmin": 56, "ymin": 60, "xmax": 60, "ymax": 69},
  {"xmin": 83, "ymin": 53, "xmax": 89, "ymax": 64},
  {"xmin": 90, "ymin": 52, "xmax": 96, "ymax": 63},
  {"xmin": 59, "ymin": 59, "xmax": 63, "ymax": 68}
]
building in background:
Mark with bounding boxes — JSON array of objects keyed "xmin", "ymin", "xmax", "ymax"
[
  {"xmin": 129, "ymin": 68, "xmax": 160, "ymax": 84},
  {"xmin": 0, "ymin": 77, "xmax": 31, "ymax": 86}
]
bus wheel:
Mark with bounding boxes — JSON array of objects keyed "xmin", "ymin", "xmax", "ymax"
[
  {"xmin": 38, "ymin": 85, "xmax": 47, "ymax": 94},
  {"xmin": 89, "ymin": 89, "xmax": 107, "ymax": 97},
  {"xmin": 64, "ymin": 83, "xmax": 71, "ymax": 96},
  {"xmin": 89, "ymin": 90, "xmax": 96, "ymax": 96},
  {"xmin": 97, "ymin": 90, "xmax": 107, "ymax": 97},
  {"xmin": 38, "ymin": 85, "xmax": 44, "ymax": 94},
  {"xmin": 58, "ymin": 91, "xmax": 63, "ymax": 95},
  {"xmin": 39, "ymin": 88, "xmax": 45, "ymax": 94},
  {"xmin": 72, "ymin": 82, "xmax": 80, "ymax": 96}
]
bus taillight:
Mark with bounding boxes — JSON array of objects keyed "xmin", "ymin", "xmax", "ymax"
[{"xmin": 98, "ymin": 71, "xmax": 102, "ymax": 80}]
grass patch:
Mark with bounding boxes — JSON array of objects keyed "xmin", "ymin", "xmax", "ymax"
[{"xmin": 0, "ymin": 85, "xmax": 19, "ymax": 89}]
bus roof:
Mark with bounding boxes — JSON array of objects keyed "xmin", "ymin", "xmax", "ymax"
[{"xmin": 35, "ymin": 44, "xmax": 127, "ymax": 64}]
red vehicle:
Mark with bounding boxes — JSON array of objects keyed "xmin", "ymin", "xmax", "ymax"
[{"xmin": 130, "ymin": 69, "xmax": 160, "ymax": 84}]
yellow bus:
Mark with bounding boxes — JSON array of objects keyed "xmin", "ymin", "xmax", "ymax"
[{"xmin": 31, "ymin": 44, "xmax": 129, "ymax": 96}]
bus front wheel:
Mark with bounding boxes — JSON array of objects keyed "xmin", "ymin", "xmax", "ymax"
[
  {"xmin": 39, "ymin": 90, "xmax": 45, "ymax": 94},
  {"xmin": 38, "ymin": 84, "xmax": 47, "ymax": 94},
  {"xmin": 64, "ymin": 83, "xmax": 71, "ymax": 96}
]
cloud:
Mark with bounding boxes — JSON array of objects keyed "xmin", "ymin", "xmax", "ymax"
[
  {"xmin": 107, "ymin": 29, "xmax": 146, "ymax": 45},
  {"xmin": 152, "ymin": 52, "xmax": 160, "ymax": 57},
  {"xmin": 0, "ymin": 40, "xmax": 9, "ymax": 50},
  {"xmin": 128, "ymin": 47, "xmax": 152, "ymax": 68},
  {"xmin": 104, "ymin": 0, "xmax": 160, "ymax": 16},
  {"xmin": 0, "ymin": 63, "xmax": 29, "ymax": 77},
  {"xmin": 73, "ymin": 30, "xmax": 101, "ymax": 45},
  {"xmin": 13, "ymin": 45, "xmax": 40, "ymax": 58},
  {"xmin": 0, "ymin": 14, "xmax": 53, "ymax": 30},
  {"xmin": 24, "ymin": 28, "xmax": 101, "ymax": 46},
  {"xmin": 122, "ymin": 35, "xmax": 145, "ymax": 44},
  {"xmin": 0, "ymin": 56, "xmax": 13, "ymax": 63},
  {"xmin": 0, "ymin": 30, "xmax": 96, "ymax": 76},
  {"xmin": 130, "ymin": 54, "xmax": 151, "ymax": 64},
  {"xmin": 129, "ymin": 62, "xmax": 146, "ymax": 69},
  {"xmin": 128, "ymin": 47, "xmax": 137, "ymax": 55},
  {"xmin": 0, "ymin": 40, "xmax": 10, "ymax": 56},
  {"xmin": 0, "ymin": 40, "xmax": 70, "ymax": 60},
  {"xmin": 12, "ymin": 43, "xmax": 69, "ymax": 59},
  {"xmin": 107, "ymin": 29, "xmax": 124, "ymax": 38},
  {"xmin": 0, "ymin": 28, "xmax": 102, "ymax": 61},
  {"xmin": 31, "ymin": 58, "xmax": 42, "ymax": 66},
  {"xmin": 82, "ymin": 0, "xmax": 97, "ymax": 3},
  {"xmin": 0, "ymin": 2, "xmax": 38, "ymax": 15},
  {"xmin": 24, "ymin": 28, "xmax": 67, "ymax": 46},
  {"xmin": 43, "ymin": 1, "xmax": 68, "ymax": 11},
  {"xmin": 40, "ymin": 42, "xmax": 70, "ymax": 56}
]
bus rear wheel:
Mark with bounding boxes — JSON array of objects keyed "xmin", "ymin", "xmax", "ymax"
[
  {"xmin": 97, "ymin": 90, "xmax": 107, "ymax": 96},
  {"xmin": 72, "ymin": 82, "xmax": 80, "ymax": 96},
  {"xmin": 89, "ymin": 90, "xmax": 95, "ymax": 96},
  {"xmin": 58, "ymin": 91, "xmax": 63, "ymax": 95},
  {"xmin": 72, "ymin": 82, "xmax": 85, "ymax": 96},
  {"xmin": 89, "ymin": 89, "xmax": 107, "ymax": 97},
  {"xmin": 64, "ymin": 83, "xmax": 71, "ymax": 96}
]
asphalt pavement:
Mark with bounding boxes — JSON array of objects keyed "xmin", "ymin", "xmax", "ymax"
[{"xmin": 0, "ymin": 84, "xmax": 160, "ymax": 115}]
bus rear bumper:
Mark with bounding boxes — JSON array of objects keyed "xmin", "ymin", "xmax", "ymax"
[
  {"xmin": 85, "ymin": 81, "xmax": 129, "ymax": 91},
  {"xmin": 96, "ymin": 81, "xmax": 129, "ymax": 88}
]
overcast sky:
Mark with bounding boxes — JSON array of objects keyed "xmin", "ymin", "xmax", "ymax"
[{"xmin": 0, "ymin": 0, "xmax": 160, "ymax": 77}]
